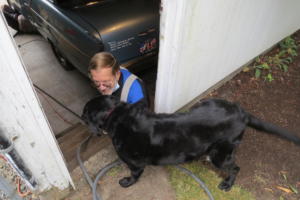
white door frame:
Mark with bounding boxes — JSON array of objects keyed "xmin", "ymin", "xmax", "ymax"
[{"xmin": 0, "ymin": 12, "xmax": 73, "ymax": 191}]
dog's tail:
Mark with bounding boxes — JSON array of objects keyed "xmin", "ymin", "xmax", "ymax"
[{"xmin": 247, "ymin": 113, "xmax": 300, "ymax": 145}]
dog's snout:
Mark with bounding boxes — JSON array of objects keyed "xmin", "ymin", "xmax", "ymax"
[{"xmin": 88, "ymin": 124, "xmax": 103, "ymax": 137}]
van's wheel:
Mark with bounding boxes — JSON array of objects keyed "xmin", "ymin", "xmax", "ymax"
[
  {"xmin": 7, "ymin": 0, "xmax": 19, "ymax": 13},
  {"xmin": 7, "ymin": 0, "xmax": 13, "ymax": 9},
  {"xmin": 50, "ymin": 42, "xmax": 75, "ymax": 71}
]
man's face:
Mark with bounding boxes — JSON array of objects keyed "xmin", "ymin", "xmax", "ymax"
[{"xmin": 90, "ymin": 67, "xmax": 120, "ymax": 95}]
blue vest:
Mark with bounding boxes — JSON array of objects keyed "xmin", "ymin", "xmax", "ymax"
[{"xmin": 120, "ymin": 68, "xmax": 145, "ymax": 104}]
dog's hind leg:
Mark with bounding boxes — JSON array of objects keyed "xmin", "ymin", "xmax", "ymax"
[
  {"xmin": 209, "ymin": 141, "xmax": 240, "ymax": 191},
  {"xmin": 119, "ymin": 162, "xmax": 145, "ymax": 188}
]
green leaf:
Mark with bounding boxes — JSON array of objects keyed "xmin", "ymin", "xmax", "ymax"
[
  {"xmin": 282, "ymin": 57, "xmax": 293, "ymax": 64},
  {"xmin": 243, "ymin": 66, "xmax": 250, "ymax": 72},
  {"xmin": 284, "ymin": 57, "xmax": 293, "ymax": 63},
  {"xmin": 255, "ymin": 56, "xmax": 261, "ymax": 63},
  {"xmin": 255, "ymin": 69, "xmax": 261, "ymax": 78},
  {"xmin": 283, "ymin": 65, "xmax": 288, "ymax": 72},
  {"xmin": 265, "ymin": 73, "xmax": 274, "ymax": 82},
  {"xmin": 283, "ymin": 174, "xmax": 287, "ymax": 181},
  {"xmin": 280, "ymin": 36, "xmax": 297, "ymax": 51},
  {"xmin": 278, "ymin": 50, "xmax": 286, "ymax": 57},
  {"xmin": 262, "ymin": 63, "xmax": 270, "ymax": 69},
  {"xmin": 289, "ymin": 185, "xmax": 298, "ymax": 194},
  {"xmin": 291, "ymin": 50, "xmax": 298, "ymax": 57},
  {"xmin": 279, "ymin": 196, "xmax": 285, "ymax": 200},
  {"xmin": 268, "ymin": 57, "xmax": 274, "ymax": 63}
]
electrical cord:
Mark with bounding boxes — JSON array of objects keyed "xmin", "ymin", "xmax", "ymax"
[
  {"xmin": 77, "ymin": 134, "xmax": 214, "ymax": 200},
  {"xmin": 13, "ymin": 31, "xmax": 19, "ymax": 38},
  {"xmin": 36, "ymin": 89, "xmax": 75, "ymax": 126},
  {"xmin": 33, "ymin": 84, "xmax": 83, "ymax": 122},
  {"xmin": 0, "ymin": 154, "xmax": 7, "ymax": 161},
  {"xmin": 16, "ymin": 178, "xmax": 31, "ymax": 198}
]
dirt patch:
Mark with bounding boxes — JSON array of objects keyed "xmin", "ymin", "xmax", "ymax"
[
  {"xmin": 205, "ymin": 31, "xmax": 300, "ymax": 200},
  {"xmin": 66, "ymin": 144, "xmax": 176, "ymax": 200}
]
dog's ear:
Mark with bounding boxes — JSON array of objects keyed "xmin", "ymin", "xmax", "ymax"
[
  {"xmin": 107, "ymin": 95, "xmax": 120, "ymax": 106},
  {"xmin": 134, "ymin": 99, "xmax": 148, "ymax": 108},
  {"xmin": 81, "ymin": 98, "xmax": 103, "ymax": 136}
]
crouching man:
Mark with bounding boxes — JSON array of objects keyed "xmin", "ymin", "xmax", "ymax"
[{"xmin": 88, "ymin": 52, "xmax": 149, "ymax": 106}]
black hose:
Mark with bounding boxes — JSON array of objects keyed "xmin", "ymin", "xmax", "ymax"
[
  {"xmin": 77, "ymin": 134, "xmax": 214, "ymax": 200},
  {"xmin": 174, "ymin": 165, "xmax": 214, "ymax": 200},
  {"xmin": 92, "ymin": 159, "xmax": 122, "ymax": 200},
  {"xmin": 76, "ymin": 134, "xmax": 122, "ymax": 200},
  {"xmin": 76, "ymin": 135, "xmax": 101, "ymax": 200},
  {"xmin": 76, "ymin": 135, "xmax": 94, "ymax": 187}
]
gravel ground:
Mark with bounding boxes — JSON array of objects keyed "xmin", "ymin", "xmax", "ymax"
[{"xmin": 0, "ymin": 190, "xmax": 9, "ymax": 200}]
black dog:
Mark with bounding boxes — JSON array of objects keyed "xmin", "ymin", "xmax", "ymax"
[{"xmin": 82, "ymin": 95, "xmax": 300, "ymax": 191}]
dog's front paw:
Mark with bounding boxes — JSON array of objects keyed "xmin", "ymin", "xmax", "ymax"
[
  {"xmin": 119, "ymin": 177, "xmax": 136, "ymax": 187},
  {"xmin": 218, "ymin": 180, "xmax": 232, "ymax": 191}
]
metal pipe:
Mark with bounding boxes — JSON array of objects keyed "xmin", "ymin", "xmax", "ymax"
[{"xmin": 0, "ymin": 133, "xmax": 37, "ymax": 191}]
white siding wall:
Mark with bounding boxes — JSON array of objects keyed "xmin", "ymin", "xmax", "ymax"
[
  {"xmin": 0, "ymin": 14, "xmax": 73, "ymax": 191},
  {"xmin": 155, "ymin": 0, "xmax": 300, "ymax": 113}
]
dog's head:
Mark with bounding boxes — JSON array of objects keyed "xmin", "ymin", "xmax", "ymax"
[{"xmin": 82, "ymin": 95, "xmax": 119, "ymax": 136}]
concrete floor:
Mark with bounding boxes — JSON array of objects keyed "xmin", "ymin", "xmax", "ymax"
[
  {"xmin": 14, "ymin": 33, "xmax": 98, "ymax": 135},
  {"xmin": 1, "ymin": 0, "xmax": 97, "ymax": 135}
]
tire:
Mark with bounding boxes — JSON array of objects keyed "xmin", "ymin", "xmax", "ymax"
[
  {"xmin": 50, "ymin": 42, "xmax": 75, "ymax": 71},
  {"xmin": 7, "ymin": 0, "xmax": 13, "ymax": 10},
  {"xmin": 7, "ymin": 0, "xmax": 20, "ymax": 14}
]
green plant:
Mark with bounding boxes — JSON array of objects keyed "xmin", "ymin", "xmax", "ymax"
[
  {"xmin": 265, "ymin": 73, "xmax": 274, "ymax": 82},
  {"xmin": 279, "ymin": 171, "xmax": 299, "ymax": 195},
  {"xmin": 251, "ymin": 36, "xmax": 299, "ymax": 81},
  {"xmin": 254, "ymin": 62, "xmax": 270, "ymax": 78},
  {"xmin": 279, "ymin": 36, "xmax": 298, "ymax": 51}
]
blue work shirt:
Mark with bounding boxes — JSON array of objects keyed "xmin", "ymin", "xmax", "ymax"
[{"xmin": 113, "ymin": 68, "xmax": 148, "ymax": 105}]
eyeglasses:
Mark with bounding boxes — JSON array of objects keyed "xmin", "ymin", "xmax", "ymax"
[
  {"xmin": 93, "ymin": 80, "xmax": 113, "ymax": 89},
  {"xmin": 89, "ymin": 70, "xmax": 118, "ymax": 90}
]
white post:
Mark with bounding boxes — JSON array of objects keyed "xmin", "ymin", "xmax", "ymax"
[{"xmin": 0, "ymin": 12, "xmax": 73, "ymax": 191}]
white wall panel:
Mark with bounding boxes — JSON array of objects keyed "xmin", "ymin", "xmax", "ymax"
[{"xmin": 155, "ymin": 0, "xmax": 300, "ymax": 113}]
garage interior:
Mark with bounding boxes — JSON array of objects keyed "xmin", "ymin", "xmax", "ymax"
[{"xmin": 11, "ymin": 28, "xmax": 158, "ymax": 172}]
